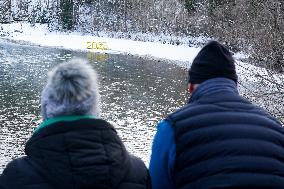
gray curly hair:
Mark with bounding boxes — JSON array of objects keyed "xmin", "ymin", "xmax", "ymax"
[{"xmin": 41, "ymin": 58, "xmax": 101, "ymax": 120}]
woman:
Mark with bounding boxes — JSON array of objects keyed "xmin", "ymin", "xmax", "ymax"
[{"xmin": 0, "ymin": 58, "xmax": 151, "ymax": 189}]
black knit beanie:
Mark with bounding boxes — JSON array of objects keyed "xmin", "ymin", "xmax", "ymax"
[{"xmin": 188, "ymin": 41, "xmax": 238, "ymax": 84}]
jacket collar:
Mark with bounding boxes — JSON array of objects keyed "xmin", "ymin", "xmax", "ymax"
[
  {"xmin": 34, "ymin": 115, "xmax": 97, "ymax": 134},
  {"xmin": 189, "ymin": 77, "xmax": 238, "ymax": 103}
]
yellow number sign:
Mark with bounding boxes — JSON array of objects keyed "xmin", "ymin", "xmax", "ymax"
[{"xmin": 87, "ymin": 41, "xmax": 109, "ymax": 50}]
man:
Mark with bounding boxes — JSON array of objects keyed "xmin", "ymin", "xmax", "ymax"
[
  {"xmin": 0, "ymin": 59, "xmax": 151, "ymax": 189},
  {"xmin": 149, "ymin": 41, "xmax": 284, "ymax": 189}
]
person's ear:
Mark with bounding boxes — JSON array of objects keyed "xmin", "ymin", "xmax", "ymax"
[{"xmin": 188, "ymin": 83, "xmax": 195, "ymax": 93}]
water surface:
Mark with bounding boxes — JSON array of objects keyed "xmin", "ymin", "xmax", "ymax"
[{"xmin": 0, "ymin": 39, "xmax": 188, "ymax": 171}]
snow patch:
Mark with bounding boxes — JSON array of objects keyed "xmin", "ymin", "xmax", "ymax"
[{"xmin": 1, "ymin": 22, "xmax": 202, "ymax": 64}]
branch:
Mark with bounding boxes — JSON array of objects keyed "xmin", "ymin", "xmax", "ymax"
[{"xmin": 255, "ymin": 73, "xmax": 284, "ymax": 89}]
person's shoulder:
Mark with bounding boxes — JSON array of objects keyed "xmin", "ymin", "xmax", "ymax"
[
  {"xmin": 231, "ymin": 96, "xmax": 283, "ymax": 127},
  {"xmin": 251, "ymin": 104, "xmax": 283, "ymax": 126},
  {"xmin": 3, "ymin": 156, "xmax": 40, "ymax": 178},
  {"xmin": 0, "ymin": 156, "xmax": 52, "ymax": 189},
  {"xmin": 128, "ymin": 155, "xmax": 148, "ymax": 172},
  {"xmin": 121, "ymin": 155, "xmax": 150, "ymax": 189},
  {"xmin": 154, "ymin": 120, "xmax": 176, "ymax": 148},
  {"xmin": 166, "ymin": 103, "xmax": 194, "ymax": 124},
  {"xmin": 157, "ymin": 120, "xmax": 173, "ymax": 130},
  {"xmin": 1, "ymin": 156, "xmax": 26, "ymax": 175},
  {"xmin": 0, "ymin": 157, "xmax": 28, "ymax": 188}
]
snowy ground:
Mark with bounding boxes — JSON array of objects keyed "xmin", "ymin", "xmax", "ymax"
[
  {"xmin": 0, "ymin": 23, "xmax": 202, "ymax": 66},
  {"xmin": 0, "ymin": 22, "xmax": 283, "ymax": 124},
  {"xmin": 0, "ymin": 22, "xmax": 249, "ymax": 66}
]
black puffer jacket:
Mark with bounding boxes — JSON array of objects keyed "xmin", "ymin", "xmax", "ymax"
[{"xmin": 0, "ymin": 116, "xmax": 150, "ymax": 189}]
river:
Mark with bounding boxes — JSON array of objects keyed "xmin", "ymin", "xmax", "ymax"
[{"xmin": 0, "ymin": 39, "xmax": 188, "ymax": 171}]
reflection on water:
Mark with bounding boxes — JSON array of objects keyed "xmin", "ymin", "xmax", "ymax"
[{"xmin": 0, "ymin": 39, "xmax": 187, "ymax": 171}]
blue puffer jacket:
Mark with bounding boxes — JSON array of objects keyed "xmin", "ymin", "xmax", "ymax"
[
  {"xmin": 0, "ymin": 116, "xmax": 150, "ymax": 189},
  {"xmin": 150, "ymin": 78, "xmax": 284, "ymax": 189}
]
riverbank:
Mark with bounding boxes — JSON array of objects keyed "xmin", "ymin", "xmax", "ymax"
[
  {"xmin": 0, "ymin": 22, "xmax": 249, "ymax": 67},
  {"xmin": 0, "ymin": 22, "xmax": 201, "ymax": 66}
]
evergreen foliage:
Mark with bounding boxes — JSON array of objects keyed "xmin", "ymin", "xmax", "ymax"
[
  {"xmin": 185, "ymin": 0, "xmax": 196, "ymax": 11},
  {"xmin": 60, "ymin": 0, "xmax": 74, "ymax": 30}
]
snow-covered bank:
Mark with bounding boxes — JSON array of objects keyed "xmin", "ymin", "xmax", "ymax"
[
  {"xmin": 0, "ymin": 23, "xmax": 203, "ymax": 65},
  {"xmin": 0, "ymin": 23, "xmax": 250, "ymax": 66}
]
